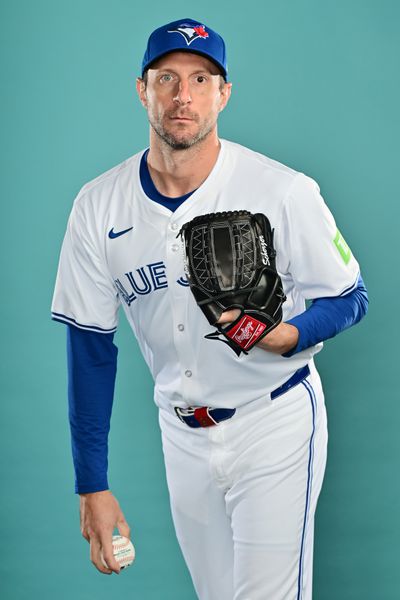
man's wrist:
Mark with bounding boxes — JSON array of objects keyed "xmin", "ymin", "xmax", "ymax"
[
  {"xmin": 257, "ymin": 322, "xmax": 299, "ymax": 354},
  {"xmin": 279, "ymin": 323, "xmax": 300, "ymax": 354},
  {"xmin": 79, "ymin": 489, "xmax": 110, "ymax": 498}
]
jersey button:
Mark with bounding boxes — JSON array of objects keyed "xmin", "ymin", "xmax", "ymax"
[
  {"xmin": 170, "ymin": 223, "xmax": 179, "ymax": 231},
  {"xmin": 178, "ymin": 324, "xmax": 184, "ymax": 331},
  {"xmin": 171, "ymin": 243, "xmax": 179, "ymax": 252},
  {"xmin": 185, "ymin": 370, "xmax": 192, "ymax": 378}
]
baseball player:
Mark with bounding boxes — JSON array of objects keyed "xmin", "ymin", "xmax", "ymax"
[{"xmin": 51, "ymin": 18, "xmax": 368, "ymax": 600}]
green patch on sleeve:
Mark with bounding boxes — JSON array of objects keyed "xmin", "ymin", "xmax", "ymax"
[{"xmin": 333, "ymin": 229, "xmax": 352, "ymax": 265}]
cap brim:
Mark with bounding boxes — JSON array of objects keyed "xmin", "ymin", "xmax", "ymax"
[{"xmin": 142, "ymin": 48, "xmax": 227, "ymax": 80}]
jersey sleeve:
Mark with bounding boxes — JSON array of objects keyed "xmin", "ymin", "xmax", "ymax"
[
  {"xmin": 280, "ymin": 173, "xmax": 360, "ymax": 299},
  {"xmin": 51, "ymin": 192, "xmax": 120, "ymax": 333}
]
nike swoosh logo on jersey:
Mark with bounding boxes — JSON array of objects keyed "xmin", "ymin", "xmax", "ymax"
[{"xmin": 108, "ymin": 227, "xmax": 133, "ymax": 239}]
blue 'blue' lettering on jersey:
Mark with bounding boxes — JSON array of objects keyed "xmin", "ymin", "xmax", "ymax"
[{"xmin": 114, "ymin": 261, "xmax": 188, "ymax": 305}]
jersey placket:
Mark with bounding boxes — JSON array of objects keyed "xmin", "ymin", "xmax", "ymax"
[{"xmin": 165, "ymin": 216, "xmax": 201, "ymax": 408}]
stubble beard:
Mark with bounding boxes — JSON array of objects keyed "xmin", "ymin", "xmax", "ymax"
[{"xmin": 149, "ymin": 111, "xmax": 216, "ymax": 150}]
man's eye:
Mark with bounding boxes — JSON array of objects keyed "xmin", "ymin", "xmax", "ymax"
[
  {"xmin": 160, "ymin": 74, "xmax": 173, "ymax": 83},
  {"xmin": 195, "ymin": 76, "xmax": 207, "ymax": 83}
]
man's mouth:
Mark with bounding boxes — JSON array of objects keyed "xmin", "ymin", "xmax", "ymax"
[{"xmin": 169, "ymin": 112, "xmax": 197, "ymax": 122}]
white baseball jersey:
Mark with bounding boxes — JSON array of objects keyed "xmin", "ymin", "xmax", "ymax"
[{"xmin": 51, "ymin": 139, "xmax": 359, "ymax": 411}]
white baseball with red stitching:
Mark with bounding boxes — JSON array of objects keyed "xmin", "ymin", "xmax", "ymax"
[{"xmin": 112, "ymin": 535, "xmax": 135, "ymax": 569}]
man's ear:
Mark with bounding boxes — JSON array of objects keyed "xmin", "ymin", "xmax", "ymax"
[
  {"xmin": 136, "ymin": 77, "xmax": 147, "ymax": 108},
  {"xmin": 219, "ymin": 82, "xmax": 232, "ymax": 112}
]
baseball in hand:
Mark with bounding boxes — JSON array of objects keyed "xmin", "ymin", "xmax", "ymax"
[{"xmin": 111, "ymin": 535, "xmax": 135, "ymax": 569}]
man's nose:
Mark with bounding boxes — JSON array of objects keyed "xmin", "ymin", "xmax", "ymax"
[{"xmin": 173, "ymin": 79, "xmax": 192, "ymax": 104}]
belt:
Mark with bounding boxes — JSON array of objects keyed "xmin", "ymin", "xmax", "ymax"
[{"xmin": 174, "ymin": 365, "xmax": 310, "ymax": 428}]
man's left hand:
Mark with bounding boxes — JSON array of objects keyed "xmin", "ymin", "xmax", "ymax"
[{"xmin": 217, "ymin": 310, "xmax": 299, "ymax": 355}]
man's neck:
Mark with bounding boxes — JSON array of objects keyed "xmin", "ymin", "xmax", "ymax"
[{"xmin": 146, "ymin": 130, "xmax": 221, "ymax": 198}]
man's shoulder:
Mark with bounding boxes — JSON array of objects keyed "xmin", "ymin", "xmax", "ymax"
[
  {"xmin": 222, "ymin": 139, "xmax": 299, "ymax": 180},
  {"xmin": 68, "ymin": 149, "xmax": 145, "ymax": 221},
  {"xmin": 77, "ymin": 150, "xmax": 144, "ymax": 199}
]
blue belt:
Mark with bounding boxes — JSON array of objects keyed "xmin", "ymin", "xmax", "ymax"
[{"xmin": 175, "ymin": 365, "xmax": 310, "ymax": 428}]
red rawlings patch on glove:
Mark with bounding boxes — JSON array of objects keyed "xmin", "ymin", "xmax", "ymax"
[{"xmin": 226, "ymin": 315, "xmax": 267, "ymax": 350}]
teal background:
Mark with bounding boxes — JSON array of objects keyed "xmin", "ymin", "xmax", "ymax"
[{"xmin": 1, "ymin": 0, "xmax": 398, "ymax": 598}]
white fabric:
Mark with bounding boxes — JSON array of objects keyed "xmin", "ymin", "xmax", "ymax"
[
  {"xmin": 52, "ymin": 139, "xmax": 359, "ymax": 410},
  {"xmin": 159, "ymin": 364, "xmax": 328, "ymax": 599}
]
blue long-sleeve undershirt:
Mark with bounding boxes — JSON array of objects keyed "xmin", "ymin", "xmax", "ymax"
[
  {"xmin": 66, "ymin": 275, "xmax": 368, "ymax": 493},
  {"xmin": 284, "ymin": 274, "xmax": 369, "ymax": 356},
  {"xmin": 67, "ymin": 326, "xmax": 118, "ymax": 493}
]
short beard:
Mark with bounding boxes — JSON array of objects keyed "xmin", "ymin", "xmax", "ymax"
[{"xmin": 149, "ymin": 116, "xmax": 215, "ymax": 150}]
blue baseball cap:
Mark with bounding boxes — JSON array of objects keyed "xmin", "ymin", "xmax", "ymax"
[{"xmin": 141, "ymin": 18, "xmax": 228, "ymax": 80}]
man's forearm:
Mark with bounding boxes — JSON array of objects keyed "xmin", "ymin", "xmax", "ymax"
[
  {"xmin": 282, "ymin": 274, "xmax": 368, "ymax": 357},
  {"xmin": 67, "ymin": 325, "xmax": 118, "ymax": 493}
]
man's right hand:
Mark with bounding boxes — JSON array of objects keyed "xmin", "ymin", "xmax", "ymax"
[{"xmin": 79, "ymin": 490, "xmax": 131, "ymax": 575}]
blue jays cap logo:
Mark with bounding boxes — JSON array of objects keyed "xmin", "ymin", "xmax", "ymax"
[
  {"xmin": 141, "ymin": 18, "xmax": 227, "ymax": 80},
  {"xmin": 167, "ymin": 22, "xmax": 209, "ymax": 46}
]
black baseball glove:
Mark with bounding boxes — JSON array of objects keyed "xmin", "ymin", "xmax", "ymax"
[{"xmin": 179, "ymin": 210, "xmax": 286, "ymax": 356}]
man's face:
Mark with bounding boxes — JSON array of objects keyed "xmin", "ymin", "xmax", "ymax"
[{"xmin": 137, "ymin": 52, "xmax": 231, "ymax": 150}]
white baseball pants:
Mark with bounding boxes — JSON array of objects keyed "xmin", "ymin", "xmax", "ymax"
[{"xmin": 158, "ymin": 364, "xmax": 328, "ymax": 600}]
